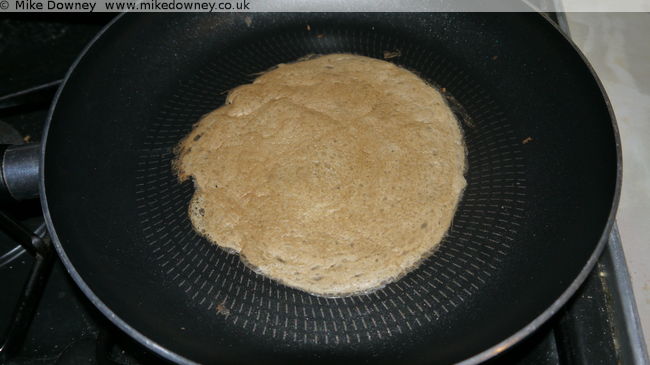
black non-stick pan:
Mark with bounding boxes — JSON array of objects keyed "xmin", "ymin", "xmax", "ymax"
[{"xmin": 4, "ymin": 12, "xmax": 621, "ymax": 365}]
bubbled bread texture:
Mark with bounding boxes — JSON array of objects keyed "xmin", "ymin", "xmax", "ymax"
[{"xmin": 175, "ymin": 54, "xmax": 466, "ymax": 296}]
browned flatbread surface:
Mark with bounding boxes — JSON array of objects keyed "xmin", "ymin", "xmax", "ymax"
[{"xmin": 175, "ymin": 54, "xmax": 466, "ymax": 296}]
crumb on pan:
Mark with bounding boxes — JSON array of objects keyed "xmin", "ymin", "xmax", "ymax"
[
  {"xmin": 383, "ymin": 50, "xmax": 401, "ymax": 59},
  {"xmin": 216, "ymin": 302, "xmax": 230, "ymax": 316}
]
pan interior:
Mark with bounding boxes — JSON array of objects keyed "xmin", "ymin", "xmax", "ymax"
[{"xmin": 43, "ymin": 13, "xmax": 618, "ymax": 364}]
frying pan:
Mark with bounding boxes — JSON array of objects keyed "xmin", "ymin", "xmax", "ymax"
[{"xmin": 4, "ymin": 12, "xmax": 621, "ymax": 365}]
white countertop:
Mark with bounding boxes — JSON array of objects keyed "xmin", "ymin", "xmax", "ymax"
[{"xmin": 566, "ymin": 13, "xmax": 650, "ymax": 347}]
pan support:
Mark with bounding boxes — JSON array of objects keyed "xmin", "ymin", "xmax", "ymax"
[{"xmin": 0, "ymin": 212, "xmax": 53, "ymax": 361}]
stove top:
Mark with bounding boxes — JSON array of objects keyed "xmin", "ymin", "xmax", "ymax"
[{"xmin": 0, "ymin": 13, "xmax": 647, "ymax": 365}]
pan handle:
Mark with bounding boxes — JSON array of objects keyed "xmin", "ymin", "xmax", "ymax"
[{"xmin": 0, "ymin": 143, "xmax": 40, "ymax": 201}]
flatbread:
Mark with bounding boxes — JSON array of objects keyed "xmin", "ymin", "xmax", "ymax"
[{"xmin": 174, "ymin": 54, "xmax": 466, "ymax": 296}]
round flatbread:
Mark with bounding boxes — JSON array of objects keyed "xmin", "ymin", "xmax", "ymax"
[{"xmin": 175, "ymin": 54, "xmax": 466, "ymax": 296}]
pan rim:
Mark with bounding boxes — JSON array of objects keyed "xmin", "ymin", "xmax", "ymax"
[
  {"xmin": 40, "ymin": 12, "xmax": 200, "ymax": 365},
  {"xmin": 39, "ymin": 11, "xmax": 622, "ymax": 365},
  {"xmin": 457, "ymin": 11, "xmax": 623, "ymax": 364}
]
